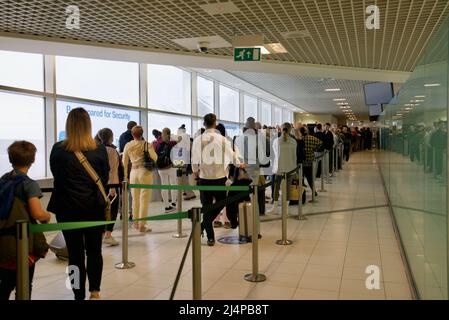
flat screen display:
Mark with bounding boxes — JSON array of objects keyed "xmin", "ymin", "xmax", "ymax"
[
  {"xmin": 364, "ymin": 82, "xmax": 394, "ymax": 105},
  {"xmin": 369, "ymin": 104, "xmax": 383, "ymax": 116}
]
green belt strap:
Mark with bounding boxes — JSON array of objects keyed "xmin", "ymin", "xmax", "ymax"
[
  {"xmin": 128, "ymin": 184, "xmax": 249, "ymax": 191},
  {"xmin": 29, "ymin": 211, "xmax": 189, "ymax": 234}
]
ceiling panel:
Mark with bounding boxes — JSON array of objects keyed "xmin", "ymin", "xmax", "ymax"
[
  {"xmin": 229, "ymin": 70, "xmax": 402, "ymax": 119},
  {"xmin": 1, "ymin": 0, "xmax": 448, "ymax": 71}
]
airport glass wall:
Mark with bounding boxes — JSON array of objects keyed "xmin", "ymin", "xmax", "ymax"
[
  {"xmin": 0, "ymin": 50, "xmax": 295, "ymax": 180},
  {"xmin": 378, "ymin": 17, "xmax": 449, "ymax": 299}
]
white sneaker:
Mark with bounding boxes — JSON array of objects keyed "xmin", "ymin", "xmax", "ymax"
[
  {"xmin": 267, "ymin": 201, "xmax": 279, "ymax": 215},
  {"xmin": 103, "ymin": 236, "xmax": 119, "ymax": 246}
]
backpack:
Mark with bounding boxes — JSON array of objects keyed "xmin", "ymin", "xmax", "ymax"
[
  {"xmin": 156, "ymin": 142, "xmax": 172, "ymax": 169},
  {"xmin": 0, "ymin": 173, "xmax": 49, "ymax": 264}
]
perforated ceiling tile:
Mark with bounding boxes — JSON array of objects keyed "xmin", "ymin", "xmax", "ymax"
[{"xmin": 1, "ymin": 0, "xmax": 448, "ymax": 71}]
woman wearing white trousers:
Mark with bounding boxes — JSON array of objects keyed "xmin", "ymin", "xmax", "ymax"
[
  {"xmin": 156, "ymin": 128, "xmax": 179, "ymax": 212},
  {"xmin": 123, "ymin": 126, "xmax": 157, "ymax": 232}
]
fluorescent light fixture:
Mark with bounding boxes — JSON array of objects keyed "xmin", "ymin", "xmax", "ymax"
[
  {"xmin": 424, "ymin": 83, "xmax": 441, "ymax": 87},
  {"xmin": 333, "ymin": 98, "xmax": 347, "ymax": 101},
  {"xmin": 264, "ymin": 43, "xmax": 288, "ymax": 54},
  {"xmin": 255, "ymin": 45, "xmax": 270, "ymax": 55},
  {"xmin": 337, "ymin": 103, "xmax": 349, "ymax": 106},
  {"xmin": 415, "ymin": 100, "xmax": 424, "ymax": 102},
  {"xmin": 325, "ymin": 88, "xmax": 341, "ymax": 92},
  {"xmin": 415, "ymin": 95, "xmax": 426, "ymax": 98}
]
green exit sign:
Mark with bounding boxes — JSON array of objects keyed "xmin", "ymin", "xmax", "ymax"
[{"xmin": 234, "ymin": 47, "xmax": 261, "ymax": 62}]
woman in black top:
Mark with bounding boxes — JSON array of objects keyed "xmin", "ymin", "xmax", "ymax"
[{"xmin": 48, "ymin": 108, "xmax": 109, "ymax": 300}]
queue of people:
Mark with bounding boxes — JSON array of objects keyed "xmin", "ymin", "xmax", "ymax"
[{"xmin": 1, "ymin": 106, "xmax": 366, "ymax": 300}]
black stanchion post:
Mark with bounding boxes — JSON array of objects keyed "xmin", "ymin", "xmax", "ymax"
[
  {"xmin": 320, "ymin": 155, "xmax": 327, "ymax": 192},
  {"xmin": 115, "ymin": 181, "xmax": 135, "ymax": 270},
  {"xmin": 191, "ymin": 207, "xmax": 202, "ymax": 299},
  {"xmin": 311, "ymin": 160, "xmax": 317, "ymax": 203},
  {"xmin": 173, "ymin": 168, "xmax": 187, "ymax": 238},
  {"xmin": 244, "ymin": 185, "xmax": 266, "ymax": 282},
  {"xmin": 16, "ymin": 220, "xmax": 29, "ymax": 300}
]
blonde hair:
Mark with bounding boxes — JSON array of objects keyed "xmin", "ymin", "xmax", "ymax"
[
  {"xmin": 282, "ymin": 122, "xmax": 292, "ymax": 142},
  {"xmin": 63, "ymin": 108, "xmax": 97, "ymax": 152},
  {"xmin": 162, "ymin": 128, "xmax": 171, "ymax": 143}
]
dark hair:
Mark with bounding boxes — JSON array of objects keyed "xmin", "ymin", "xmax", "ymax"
[
  {"xmin": 179, "ymin": 124, "xmax": 186, "ymax": 130},
  {"xmin": 98, "ymin": 128, "xmax": 114, "ymax": 145},
  {"xmin": 317, "ymin": 123, "xmax": 322, "ymax": 130},
  {"xmin": 8, "ymin": 141, "xmax": 37, "ymax": 168},
  {"xmin": 152, "ymin": 129, "xmax": 162, "ymax": 139},
  {"xmin": 325, "ymin": 123, "xmax": 331, "ymax": 127},
  {"xmin": 300, "ymin": 127, "xmax": 307, "ymax": 136},
  {"xmin": 127, "ymin": 121, "xmax": 137, "ymax": 131},
  {"xmin": 204, "ymin": 113, "xmax": 217, "ymax": 128},
  {"xmin": 216, "ymin": 123, "xmax": 226, "ymax": 137},
  {"xmin": 200, "ymin": 128, "xmax": 206, "ymax": 134}
]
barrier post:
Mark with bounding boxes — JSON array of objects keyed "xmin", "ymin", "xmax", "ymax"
[
  {"xmin": 443, "ymin": 152, "xmax": 447, "ymax": 186},
  {"xmin": 244, "ymin": 185, "xmax": 267, "ymax": 282},
  {"xmin": 433, "ymin": 147, "xmax": 436, "ymax": 176},
  {"xmin": 325, "ymin": 151, "xmax": 332, "ymax": 184},
  {"xmin": 320, "ymin": 155, "xmax": 327, "ymax": 192},
  {"xmin": 297, "ymin": 165, "xmax": 307, "ymax": 221},
  {"xmin": 276, "ymin": 173, "xmax": 293, "ymax": 245},
  {"xmin": 311, "ymin": 161, "xmax": 317, "ymax": 203},
  {"xmin": 191, "ymin": 207, "xmax": 202, "ymax": 299},
  {"xmin": 115, "ymin": 181, "xmax": 135, "ymax": 270},
  {"xmin": 16, "ymin": 220, "xmax": 29, "ymax": 300},
  {"xmin": 340, "ymin": 145, "xmax": 344, "ymax": 170},
  {"xmin": 173, "ymin": 168, "xmax": 187, "ymax": 238}
]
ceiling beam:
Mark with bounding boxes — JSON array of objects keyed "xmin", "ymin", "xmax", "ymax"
[{"xmin": 0, "ymin": 33, "xmax": 411, "ymax": 83}]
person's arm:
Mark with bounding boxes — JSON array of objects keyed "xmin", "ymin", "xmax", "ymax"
[
  {"xmin": 191, "ymin": 137, "xmax": 200, "ymax": 177},
  {"xmin": 123, "ymin": 144, "xmax": 130, "ymax": 181},
  {"xmin": 28, "ymin": 197, "xmax": 51, "ymax": 223},
  {"xmin": 149, "ymin": 143, "xmax": 158, "ymax": 162}
]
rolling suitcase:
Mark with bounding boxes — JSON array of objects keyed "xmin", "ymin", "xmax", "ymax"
[
  {"xmin": 238, "ymin": 201, "xmax": 252, "ymax": 242},
  {"xmin": 49, "ymin": 231, "xmax": 69, "ymax": 261}
]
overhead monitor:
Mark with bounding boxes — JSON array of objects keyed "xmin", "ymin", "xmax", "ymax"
[
  {"xmin": 369, "ymin": 104, "xmax": 383, "ymax": 116},
  {"xmin": 364, "ymin": 82, "xmax": 394, "ymax": 105}
]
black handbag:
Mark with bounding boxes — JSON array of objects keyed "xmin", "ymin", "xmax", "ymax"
[{"xmin": 144, "ymin": 142, "xmax": 156, "ymax": 171}]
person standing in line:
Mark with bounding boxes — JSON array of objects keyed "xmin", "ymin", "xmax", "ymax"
[
  {"xmin": 118, "ymin": 121, "xmax": 137, "ymax": 220},
  {"xmin": 48, "ymin": 108, "xmax": 109, "ymax": 300},
  {"xmin": 97, "ymin": 128, "xmax": 121, "ymax": 247},
  {"xmin": 173, "ymin": 124, "xmax": 196, "ymax": 201},
  {"xmin": 268, "ymin": 123, "xmax": 298, "ymax": 214},
  {"xmin": 323, "ymin": 123, "xmax": 335, "ymax": 176},
  {"xmin": 156, "ymin": 128, "xmax": 179, "ymax": 213},
  {"xmin": 192, "ymin": 114, "xmax": 242, "ymax": 246},
  {"xmin": 300, "ymin": 126, "xmax": 322, "ymax": 199},
  {"xmin": 342, "ymin": 126, "xmax": 352, "ymax": 161},
  {"xmin": 0, "ymin": 141, "xmax": 51, "ymax": 300},
  {"xmin": 314, "ymin": 123, "xmax": 325, "ymax": 178},
  {"xmin": 123, "ymin": 126, "xmax": 157, "ymax": 232}
]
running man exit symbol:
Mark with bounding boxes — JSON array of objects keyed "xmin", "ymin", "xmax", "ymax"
[{"xmin": 234, "ymin": 48, "xmax": 261, "ymax": 62}]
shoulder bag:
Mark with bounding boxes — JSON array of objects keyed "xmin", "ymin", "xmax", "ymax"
[
  {"xmin": 144, "ymin": 142, "xmax": 156, "ymax": 171},
  {"xmin": 74, "ymin": 152, "xmax": 111, "ymax": 221}
]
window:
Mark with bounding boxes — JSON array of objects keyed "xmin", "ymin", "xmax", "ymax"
[
  {"xmin": 56, "ymin": 100, "xmax": 140, "ymax": 147},
  {"xmin": 274, "ymin": 107, "xmax": 282, "ymax": 125},
  {"xmin": 56, "ymin": 56, "xmax": 139, "ymax": 106},
  {"xmin": 148, "ymin": 112, "xmax": 192, "ymax": 139},
  {"xmin": 0, "ymin": 92, "xmax": 45, "ymax": 179},
  {"xmin": 222, "ymin": 122, "xmax": 242, "ymax": 139},
  {"xmin": 243, "ymin": 95, "xmax": 258, "ymax": 122},
  {"xmin": 260, "ymin": 101, "xmax": 272, "ymax": 126},
  {"xmin": 219, "ymin": 85, "xmax": 239, "ymax": 122},
  {"xmin": 197, "ymin": 76, "xmax": 214, "ymax": 117},
  {"xmin": 148, "ymin": 65, "xmax": 191, "ymax": 114},
  {"xmin": 283, "ymin": 109, "xmax": 293, "ymax": 123},
  {"xmin": 0, "ymin": 50, "xmax": 44, "ymax": 91}
]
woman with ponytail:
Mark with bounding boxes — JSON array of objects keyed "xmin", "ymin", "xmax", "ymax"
[{"xmin": 268, "ymin": 123, "xmax": 298, "ymax": 215}]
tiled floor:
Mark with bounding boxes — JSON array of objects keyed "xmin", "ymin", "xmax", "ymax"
[{"xmin": 28, "ymin": 151, "xmax": 412, "ymax": 300}]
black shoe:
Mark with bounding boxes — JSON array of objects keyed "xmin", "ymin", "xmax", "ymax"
[{"xmin": 207, "ymin": 239, "xmax": 215, "ymax": 246}]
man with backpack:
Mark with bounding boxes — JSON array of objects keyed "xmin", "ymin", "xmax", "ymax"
[{"xmin": 0, "ymin": 141, "xmax": 51, "ymax": 300}]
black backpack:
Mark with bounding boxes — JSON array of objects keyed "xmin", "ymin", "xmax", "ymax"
[{"xmin": 156, "ymin": 142, "xmax": 172, "ymax": 169}]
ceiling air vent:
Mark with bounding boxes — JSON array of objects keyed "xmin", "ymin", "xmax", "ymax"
[
  {"xmin": 200, "ymin": 2, "xmax": 241, "ymax": 15},
  {"xmin": 281, "ymin": 30, "xmax": 311, "ymax": 39}
]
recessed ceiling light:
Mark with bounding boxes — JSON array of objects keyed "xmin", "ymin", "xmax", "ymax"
[
  {"xmin": 337, "ymin": 103, "xmax": 349, "ymax": 106},
  {"xmin": 264, "ymin": 43, "xmax": 288, "ymax": 54},
  {"xmin": 424, "ymin": 83, "xmax": 441, "ymax": 87},
  {"xmin": 255, "ymin": 45, "xmax": 270, "ymax": 55},
  {"xmin": 325, "ymin": 88, "xmax": 341, "ymax": 92},
  {"xmin": 415, "ymin": 100, "xmax": 424, "ymax": 102},
  {"xmin": 415, "ymin": 95, "xmax": 426, "ymax": 98},
  {"xmin": 333, "ymin": 98, "xmax": 347, "ymax": 102}
]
